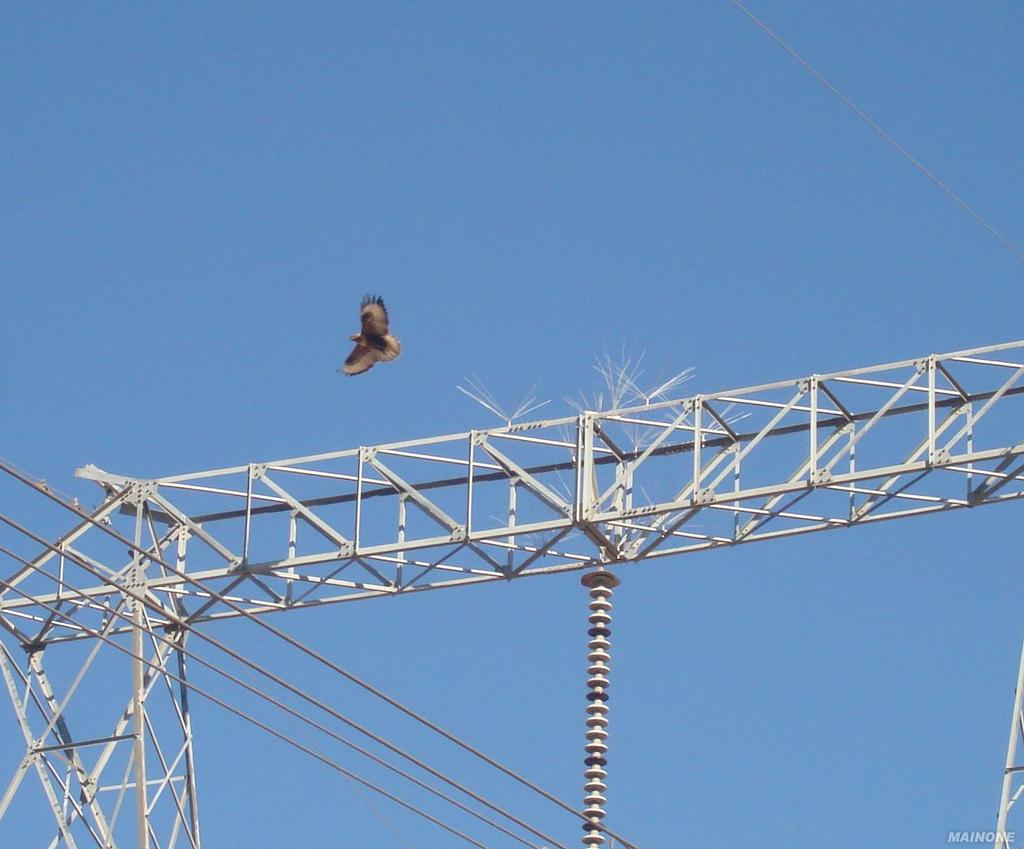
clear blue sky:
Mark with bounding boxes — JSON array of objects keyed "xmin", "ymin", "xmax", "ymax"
[{"xmin": 2, "ymin": 3, "xmax": 1023, "ymax": 847}]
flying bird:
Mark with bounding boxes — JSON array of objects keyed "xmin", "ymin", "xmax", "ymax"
[{"xmin": 339, "ymin": 294, "xmax": 402, "ymax": 376}]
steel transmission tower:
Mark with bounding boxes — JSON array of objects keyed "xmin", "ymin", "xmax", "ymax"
[{"xmin": 4, "ymin": 339, "xmax": 1024, "ymax": 847}]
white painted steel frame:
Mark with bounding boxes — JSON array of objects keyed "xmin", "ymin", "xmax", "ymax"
[
  {"xmin": 996, "ymin": 639, "xmax": 1024, "ymax": 848},
  {"xmin": 5, "ymin": 339, "xmax": 1024, "ymax": 848},
  {"xmin": 4, "ymin": 340, "xmax": 1024, "ymax": 643},
  {"xmin": 0, "ymin": 631, "xmax": 201, "ymax": 849}
]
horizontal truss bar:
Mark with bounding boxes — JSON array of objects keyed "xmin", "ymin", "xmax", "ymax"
[{"xmin": 2, "ymin": 339, "xmax": 1024, "ymax": 640}]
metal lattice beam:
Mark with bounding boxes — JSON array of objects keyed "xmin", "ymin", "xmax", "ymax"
[
  {"xmin": 5, "ymin": 340, "xmax": 1024, "ymax": 643},
  {"xmin": 5, "ymin": 338, "xmax": 1024, "ymax": 848}
]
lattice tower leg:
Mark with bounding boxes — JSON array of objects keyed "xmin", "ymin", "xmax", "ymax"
[
  {"xmin": 0, "ymin": 629, "xmax": 203, "ymax": 848},
  {"xmin": 581, "ymin": 569, "xmax": 620, "ymax": 848},
  {"xmin": 995, "ymin": 637, "xmax": 1024, "ymax": 848}
]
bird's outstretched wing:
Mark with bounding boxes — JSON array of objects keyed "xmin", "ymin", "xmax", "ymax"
[
  {"xmin": 376, "ymin": 335, "xmax": 402, "ymax": 361},
  {"xmin": 360, "ymin": 295, "xmax": 390, "ymax": 336},
  {"xmin": 340, "ymin": 343, "xmax": 381, "ymax": 376}
]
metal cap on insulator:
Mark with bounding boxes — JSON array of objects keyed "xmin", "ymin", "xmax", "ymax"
[{"xmin": 580, "ymin": 569, "xmax": 620, "ymax": 590}]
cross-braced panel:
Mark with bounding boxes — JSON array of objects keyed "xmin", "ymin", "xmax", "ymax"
[
  {"xmin": 4, "ymin": 340, "xmax": 1024, "ymax": 641},
  {"xmin": 0, "ymin": 632, "xmax": 200, "ymax": 848}
]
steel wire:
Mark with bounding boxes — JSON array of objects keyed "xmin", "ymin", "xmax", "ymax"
[
  {"xmin": 0, "ymin": 516, "xmax": 565, "ymax": 849},
  {"xmin": 0, "ymin": 571, "xmax": 496, "ymax": 849},
  {"xmin": 0, "ymin": 461, "xmax": 639, "ymax": 849},
  {"xmin": 729, "ymin": 0, "xmax": 1024, "ymax": 264}
]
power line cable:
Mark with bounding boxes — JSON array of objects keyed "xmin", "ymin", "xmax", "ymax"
[
  {"xmin": 728, "ymin": 0, "xmax": 1024, "ymax": 264},
  {"xmin": 0, "ymin": 517, "xmax": 566, "ymax": 849},
  {"xmin": 0, "ymin": 461, "xmax": 639, "ymax": 849},
  {"xmin": 0, "ymin": 599, "xmax": 415, "ymax": 849},
  {"xmin": 0, "ymin": 565, "xmax": 497, "ymax": 849},
  {"xmin": 0, "ymin": 543, "xmax": 552, "ymax": 849}
]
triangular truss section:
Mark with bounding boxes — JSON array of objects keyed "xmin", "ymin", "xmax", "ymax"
[
  {"xmin": 5, "ymin": 339, "xmax": 1024, "ymax": 847},
  {"xmin": 3, "ymin": 340, "xmax": 1024, "ymax": 635}
]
